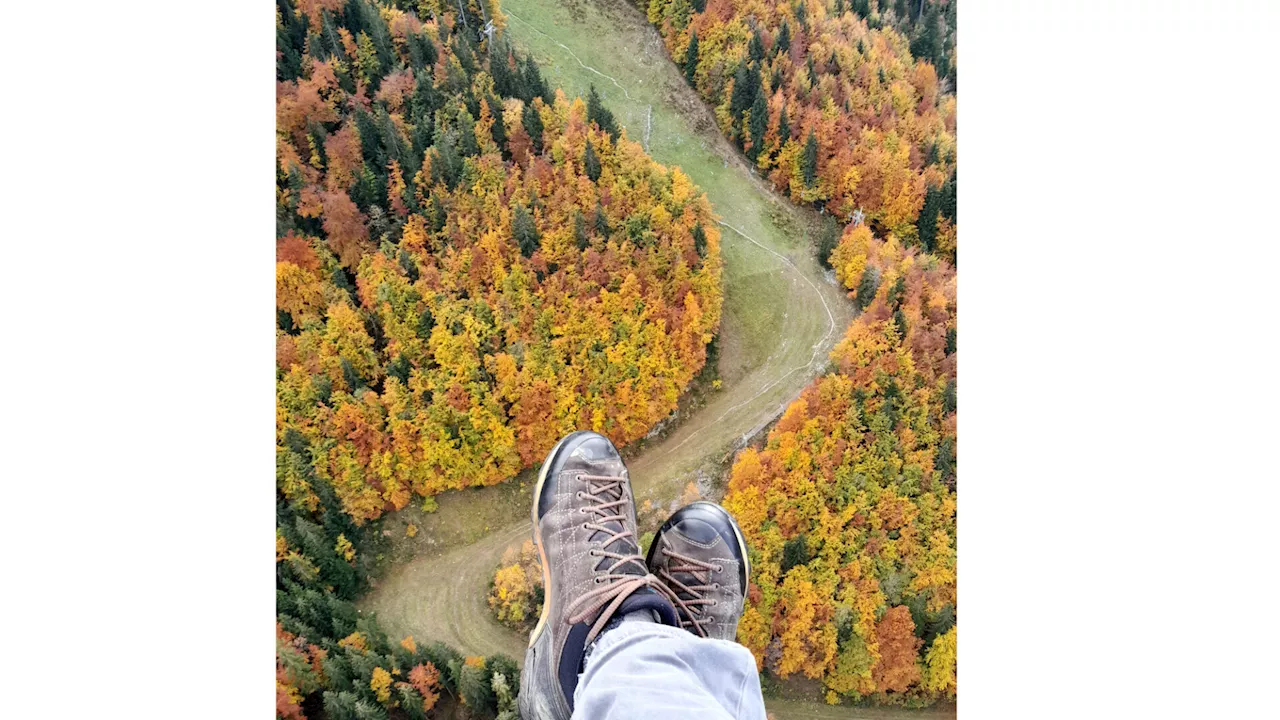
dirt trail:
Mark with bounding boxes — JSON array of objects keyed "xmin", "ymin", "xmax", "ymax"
[{"xmin": 358, "ymin": 1, "xmax": 941, "ymax": 716}]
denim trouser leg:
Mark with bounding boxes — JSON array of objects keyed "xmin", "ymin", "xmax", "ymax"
[{"xmin": 571, "ymin": 620, "xmax": 767, "ymax": 720}]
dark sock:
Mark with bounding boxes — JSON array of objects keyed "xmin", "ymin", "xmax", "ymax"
[{"xmin": 582, "ymin": 610, "xmax": 656, "ymax": 671}]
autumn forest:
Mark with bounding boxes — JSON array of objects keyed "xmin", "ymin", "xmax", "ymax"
[{"xmin": 277, "ymin": 0, "xmax": 956, "ymax": 717}]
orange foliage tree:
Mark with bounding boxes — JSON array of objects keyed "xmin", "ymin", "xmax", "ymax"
[
  {"xmin": 723, "ymin": 228, "xmax": 956, "ymax": 704},
  {"xmin": 641, "ymin": 0, "xmax": 956, "ymax": 260},
  {"xmin": 277, "ymin": 0, "xmax": 724, "ymax": 528}
]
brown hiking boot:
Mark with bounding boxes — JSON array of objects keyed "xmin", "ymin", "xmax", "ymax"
[
  {"xmin": 645, "ymin": 501, "xmax": 750, "ymax": 641},
  {"xmin": 519, "ymin": 431, "xmax": 682, "ymax": 720}
]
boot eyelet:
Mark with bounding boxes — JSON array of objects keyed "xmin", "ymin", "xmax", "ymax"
[
  {"xmin": 713, "ymin": 583, "xmax": 720, "ymax": 590},
  {"xmin": 576, "ymin": 492, "xmax": 584, "ymax": 499},
  {"xmin": 582, "ymin": 523, "xmax": 589, "ymax": 530},
  {"xmin": 714, "ymin": 565, "xmax": 723, "ymax": 572}
]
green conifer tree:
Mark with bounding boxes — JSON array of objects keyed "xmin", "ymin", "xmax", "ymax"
[
  {"xmin": 802, "ymin": 130, "xmax": 819, "ymax": 186},
  {"xmin": 574, "ymin": 210, "xmax": 589, "ymax": 250},
  {"xmin": 512, "ymin": 205, "xmax": 540, "ymax": 258},
  {"xmin": 776, "ymin": 22, "xmax": 791, "ymax": 55},
  {"xmin": 586, "ymin": 85, "xmax": 619, "ymax": 140},
  {"xmin": 684, "ymin": 32, "xmax": 699, "ymax": 85},
  {"xmin": 522, "ymin": 101, "xmax": 544, "ymax": 153},
  {"xmin": 917, "ymin": 185, "xmax": 942, "ymax": 251},
  {"xmin": 748, "ymin": 92, "xmax": 768, "ymax": 161},
  {"xmin": 583, "ymin": 139, "xmax": 601, "ymax": 182},
  {"xmin": 593, "ymin": 203, "xmax": 611, "ymax": 236},
  {"xmin": 487, "ymin": 94, "xmax": 508, "ymax": 152},
  {"xmin": 748, "ymin": 30, "xmax": 765, "ymax": 63}
]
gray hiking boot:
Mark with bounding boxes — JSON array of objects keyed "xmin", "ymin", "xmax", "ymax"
[
  {"xmin": 519, "ymin": 431, "xmax": 682, "ymax": 720},
  {"xmin": 645, "ymin": 501, "xmax": 751, "ymax": 641}
]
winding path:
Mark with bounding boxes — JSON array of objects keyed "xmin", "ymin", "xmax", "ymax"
[{"xmin": 358, "ymin": 1, "xmax": 944, "ymax": 717}]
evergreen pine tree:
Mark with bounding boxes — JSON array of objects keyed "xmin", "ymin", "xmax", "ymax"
[
  {"xmin": 341, "ymin": 357, "xmax": 364, "ymax": 392},
  {"xmin": 748, "ymin": 92, "xmax": 768, "ymax": 161},
  {"xmin": 397, "ymin": 686, "xmax": 427, "ymax": 720},
  {"xmin": 684, "ymin": 33, "xmax": 699, "ymax": 85},
  {"xmin": 593, "ymin": 203, "xmax": 611, "ymax": 236},
  {"xmin": 573, "ymin": 210, "xmax": 589, "ymax": 250},
  {"xmin": 428, "ymin": 194, "xmax": 447, "ymax": 233},
  {"xmin": 354, "ymin": 109, "xmax": 383, "ymax": 165},
  {"xmin": 583, "ymin": 139, "xmax": 601, "ymax": 182},
  {"xmin": 452, "ymin": 32, "xmax": 477, "ymax": 74},
  {"xmin": 692, "ymin": 223, "xmax": 707, "ymax": 258},
  {"xmin": 352, "ymin": 164, "xmax": 383, "ymax": 211},
  {"xmin": 321, "ymin": 11, "xmax": 345, "ymax": 59},
  {"xmin": 941, "ymin": 171, "xmax": 957, "ymax": 221},
  {"xmin": 387, "ymin": 354, "xmax": 411, "ymax": 385},
  {"xmin": 816, "ymin": 217, "xmax": 839, "ymax": 268},
  {"xmin": 780, "ymin": 534, "xmax": 809, "ymax": 572},
  {"xmin": 586, "ymin": 85, "xmax": 619, "ymax": 140},
  {"xmin": 407, "ymin": 31, "xmax": 435, "ymax": 69},
  {"xmin": 487, "ymin": 94, "xmax": 508, "ymax": 152},
  {"xmin": 512, "ymin": 205, "xmax": 540, "ymax": 258},
  {"xmin": 277, "ymin": 27, "xmax": 303, "ymax": 81},
  {"xmin": 748, "ymin": 30, "xmax": 765, "ymax": 63},
  {"xmin": 917, "ymin": 185, "xmax": 942, "ymax": 251},
  {"xmin": 278, "ymin": 309, "xmax": 298, "ymax": 335},
  {"xmin": 802, "ymin": 130, "xmax": 819, "ymax": 186},
  {"xmin": 376, "ymin": 108, "xmax": 404, "ymax": 166},
  {"xmin": 432, "ymin": 140, "xmax": 462, "ymax": 190},
  {"xmin": 490, "ymin": 50, "xmax": 513, "ymax": 97},
  {"xmin": 522, "ymin": 56, "xmax": 552, "ymax": 104},
  {"xmin": 417, "ymin": 307, "xmax": 435, "ymax": 338},
  {"xmin": 458, "ymin": 663, "xmax": 496, "ymax": 716},
  {"xmin": 776, "ymin": 22, "xmax": 790, "ymax": 55},
  {"xmin": 855, "ymin": 266, "xmax": 880, "ymax": 309},
  {"xmin": 729, "ymin": 65, "xmax": 755, "ymax": 143},
  {"xmin": 911, "ymin": 7, "xmax": 941, "ymax": 64},
  {"xmin": 777, "ymin": 108, "xmax": 790, "ymax": 144},
  {"xmin": 457, "ymin": 113, "xmax": 479, "ymax": 157},
  {"xmin": 522, "ymin": 101, "xmax": 544, "ymax": 154},
  {"xmin": 506, "ymin": 51, "xmax": 530, "ymax": 101},
  {"xmin": 323, "ymin": 690, "xmax": 361, "ymax": 720}
]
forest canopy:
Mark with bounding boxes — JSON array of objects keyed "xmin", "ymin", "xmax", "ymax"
[
  {"xmin": 277, "ymin": 0, "xmax": 723, "ymax": 526},
  {"xmin": 643, "ymin": 0, "xmax": 957, "ymax": 260},
  {"xmin": 724, "ymin": 225, "xmax": 957, "ymax": 704},
  {"xmin": 276, "ymin": 1, "xmax": 722, "ymax": 717}
]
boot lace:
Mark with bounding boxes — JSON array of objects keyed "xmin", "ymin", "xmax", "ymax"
[
  {"xmin": 564, "ymin": 473, "xmax": 686, "ymax": 644},
  {"xmin": 655, "ymin": 548, "xmax": 722, "ymax": 637}
]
